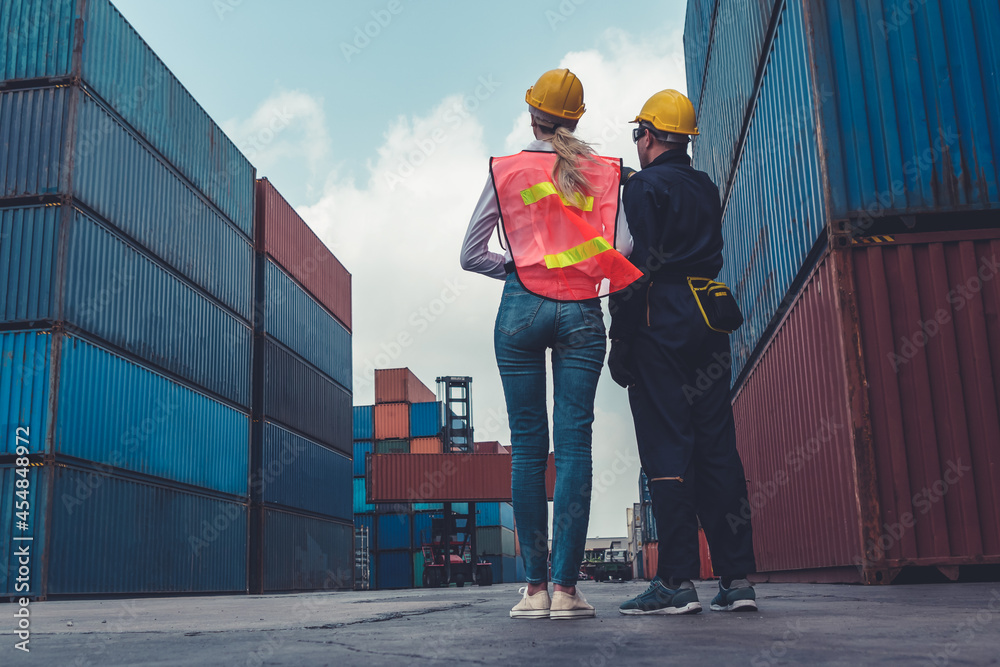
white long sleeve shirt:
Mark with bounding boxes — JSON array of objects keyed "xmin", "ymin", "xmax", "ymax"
[{"xmin": 460, "ymin": 139, "xmax": 633, "ymax": 280}]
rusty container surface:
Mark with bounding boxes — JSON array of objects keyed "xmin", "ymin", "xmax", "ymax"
[
  {"xmin": 374, "ymin": 368, "xmax": 437, "ymax": 404},
  {"xmin": 367, "ymin": 453, "xmax": 555, "ymax": 503},
  {"xmin": 410, "ymin": 437, "xmax": 443, "ymax": 454},
  {"xmin": 643, "ymin": 542, "xmax": 658, "ymax": 581},
  {"xmin": 373, "ymin": 403, "xmax": 410, "ymax": 440},
  {"xmin": 255, "ymin": 178, "xmax": 351, "ymax": 331}
]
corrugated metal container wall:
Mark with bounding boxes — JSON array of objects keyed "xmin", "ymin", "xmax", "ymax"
[
  {"xmin": 0, "ymin": 330, "xmax": 51, "ymax": 453},
  {"xmin": 689, "ymin": 0, "xmax": 775, "ymax": 196},
  {"xmin": 376, "ymin": 513, "xmax": 411, "ymax": 551},
  {"xmin": 262, "ymin": 509, "xmax": 353, "ymax": 591},
  {"xmin": 368, "ymin": 454, "xmax": 556, "ymax": 503},
  {"xmin": 0, "ymin": 205, "xmax": 252, "ymax": 407},
  {"xmin": 516, "ymin": 555, "xmax": 525, "ymax": 583},
  {"xmin": 261, "ymin": 422, "xmax": 351, "ymax": 521},
  {"xmin": 409, "ymin": 437, "xmax": 442, "ymax": 454},
  {"xmin": 353, "ymin": 477, "xmax": 374, "ymax": 514},
  {"xmin": 0, "ymin": 464, "xmax": 47, "ymax": 595},
  {"xmin": 374, "ymin": 439, "xmax": 409, "ymax": 454},
  {"xmin": 813, "ymin": 0, "xmax": 1000, "ymax": 219},
  {"xmin": 0, "ymin": 88, "xmax": 254, "ymax": 320},
  {"xmin": 643, "ymin": 543, "xmax": 659, "ymax": 580},
  {"xmin": 374, "ymin": 368, "xmax": 436, "ymax": 404},
  {"xmin": 476, "ymin": 527, "xmax": 516, "ymax": 556},
  {"xmin": 477, "ymin": 502, "xmax": 515, "ymax": 530},
  {"xmin": 46, "ymin": 465, "xmax": 247, "ymax": 594},
  {"xmin": 474, "ymin": 441, "xmax": 502, "ymax": 454},
  {"xmin": 255, "ymin": 178, "xmax": 351, "ymax": 330},
  {"xmin": 731, "ymin": 255, "xmax": 862, "ymax": 573},
  {"xmin": 0, "ymin": 0, "xmax": 256, "ymax": 234},
  {"xmin": 412, "ymin": 551, "xmax": 424, "ymax": 588},
  {"xmin": 353, "ymin": 441, "xmax": 372, "ymax": 477},
  {"xmin": 414, "ymin": 502, "xmax": 444, "ymax": 511},
  {"xmin": 261, "ymin": 339, "xmax": 351, "ymax": 453},
  {"xmin": 682, "ymin": 0, "xmax": 715, "ymax": 110},
  {"xmin": 412, "ymin": 512, "xmax": 434, "ymax": 548},
  {"xmin": 353, "ymin": 405, "xmax": 374, "ymax": 440},
  {"xmin": 375, "ymin": 550, "xmax": 412, "ymax": 589},
  {"xmin": 262, "ymin": 259, "xmax": 351, "ymax": 389},
  {"xmin": 853, "ymin": 234, "xmax": 1000, "ymax": 565},
  {"xmin": 373, "ymin": 403, "xmax": 409, "ymax": 440},
  {"xmin": 409, "ymin": 401, "xmax": 441, "ymax": 437},
  {"xmin": 716, "ymin": 0, "xmax": 827, "ymax": 381}
]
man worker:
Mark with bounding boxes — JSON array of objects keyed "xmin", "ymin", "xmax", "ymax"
[{"xmin": 609, "ymin": 89, "xmax": 757, "ymax": 615}]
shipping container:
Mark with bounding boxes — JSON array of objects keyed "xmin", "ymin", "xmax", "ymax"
[
  {"xmin": 414, "ymin": 502, "xmax": 444, "ymax": 511},
  {"xmin": 376, "ymin": 550, "xmax": 413, "ymax": 589},
  {"xmin": 255, "ymin": 178, "xmax": 351, "ymax": 330},
  {"xmin": 412, "ymin": 550, "xmax": 425, "ymax": 588},
  {"xmin": 373, "ymin": 403, "xmax": 410, "ymax": 440},
  {"xmin": 1, "ymin": 462, "xmax": 247, "ymax": 596},
  {"xmin": 699, "ymin": 528, "xmax": 716, "ymax": 580},
  {"xmin": 0, "ymin": 204, "xmax": 252, "ymax": 406},
  {"xmin": 368, "ymin": 454, "xmax": 555, "ymax": 503},
  {"xmin": 353, "ymin": 441, "xmax": 373, "ymax": 477},
  {"xmin": 474, "ymin": 441, "xmax": 503, "ymax": 454},
  {"xmin": 262, "ymin": 508, "xmax": 353, "ymax": 591},
  {"xmin": 374, "ymin": 368, "xmax": 436, "ymax": 404},
  {"xmin": 412, "ymin": 512, "xmax": 434, "ymax": 548},
  {"xmin": 377, "ymin": 513, "xmax": 412, "ymax": 551},
  {"xmin": 484, "ymin": 555, "xmax": 518, "ymax": 584},
  {"xmin": 353, "ymin": 477, "xmax": 374, "ymax": 514},
  {"xmin": 734, "ymin": 234, "xmax": 1000, "ymax": 583},
  {"xmin": 476, "ymin": 527, "xmax": 516, "ymax": 557},
  {"xmin": 409, "ymin": 437, "xmax": 443, "ymax": 454},
  {"xmin": 260, "ymin": 421, "xmax": 351, "ymax": 521},
  {"xmin": 374, "ymin": 439, "xmax": 410, "ymax": 455},
  {"xmin": 353, "ymin": 405, "xmax": 374, "ymax": 440},
  {"xmin": 261, "ymin": 259, "xmax": 352, "ymax": 389},
  {"xmin": 643, "ymin": 543, "xmax": 658, "ymax": 581},
  {"xmin": 0, "ymin": 0, "xmax": 255, "ymax": 234},
  {"xmin": 515, "ymin": 555, "xmax": 526, "ymax": 583},
  {"xmin": 261, "ymin": 338, "xmax": 352, "ymax": 453},
  {"xmin": 409, "ymin": 401, "xmax": 441, "ymax": 437},
  {"xmin": 0, "ymin": 86, "xmax": 254, "ymax": 321},
  {"xmin": 476, "ymin": 502, "xmax": 515, "ymax": 530}
]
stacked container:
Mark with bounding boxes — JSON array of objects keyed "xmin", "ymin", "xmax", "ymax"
[
  {"xmin": 251, "ymin": 179, "xmax": 353, "ymax": 593},
  {"xmin": 0, "ymin": 0, "xmax": 254, "ymax": 596},
  {"xmin": 686, "ymin": 0, "xmax": 1000, "ymax": 582}
]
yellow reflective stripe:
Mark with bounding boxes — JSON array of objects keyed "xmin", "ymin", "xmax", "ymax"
[
  {"xmin": 544, "ymin": 236, "xmax": 613, "ymax": 269},
  {"xmin": 520, "ymin": 182, "xmax": 594, "ymax": 211}
]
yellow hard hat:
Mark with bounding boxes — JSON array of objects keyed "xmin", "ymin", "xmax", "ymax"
[
  {"xmin": 525, "ymin": 69, "xmax": 586, "ymax": 121},
  {"xmin": 631, "ymin": 89, "xmax": 699, "ymax": 135}
]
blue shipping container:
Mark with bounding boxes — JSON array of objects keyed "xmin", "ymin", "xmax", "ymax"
[
  {"xmin": 353, "ymin": 441, "xmax": 372, "ymax": 477},
  {"xmin": 0, "ymin": 0, "xmax": 255, "ymax": 234},
  {"xmin": 353, "ymin": 477, "xmax": 374, "ymax": 514},
  {"xmin": 414, "ymin": 503, "xmax": 444, "ymax": 511},
  {"xmin": 412, "ymin": 511, "xmax": 434, "ymax": 548},
  {"xmin": 0, "ymin": 87, "xmax": 254, "ymax": 320},
  {"xmin": 408, "ymin": 401, "xmax": 441, "ymax": 437},
  {"xmin": 476, "ymin": 502, "xmax": 515, "ymax": 530},
  {"xmin": 0, "ymin": 205, "xmax": 252, "ymax": 406},
  {"xmin": 263, "ymin": 508, "xmax": 353, "ymax": 591},
  {"xmin": 375, "ymin": 550, "xmax": 413, "ymax": 589},
  {"xmin": 0, "ymin": 464, "xmax": 47, "ymax": 595},
  {"xmin": 261, "ymin": 422, "xmax": 352, "ymax": 521},
  {"xmin": 262, "ymin": 260, "xmax": 352, "ymax": 390},
  {"xmin": 377, "ymin": 513, "xmax": 412, "ymax": 551},
  {"xmin": 0, "ymin": 330, "xmax": 249, "ymax": 494},
  {"xmin": 353, "ymin": 405, "xmax": 374, "ymax": 440}
]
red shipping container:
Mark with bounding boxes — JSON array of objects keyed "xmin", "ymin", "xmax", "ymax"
[
  {"xmin": 255, "ymin": 178, "xmax": 352, "ymax": 331},
  {"xmin": 698, "ymin": 528, "xmax": 716, "ymax": 580},
  {"xmin": 643, "ymin": 543, "xmax": 658, "ymax": 581},
  {"xmin": 474, "ymin": 441, "xmax": 502, "ymax": 454},
  {"xmin": 368, "ymin": 453, "xmax": 556, "ymax": 503},
  {"xmin": 733, "ymin": 231, "xmax": 1000, "ymax": 584},
  {"xmin": 373, "ymin": 403, "xmax": 409, "ymax": 440},
  {"xmin": 374, "ymin": 368, "xmax": 437, "ymax": 404},
  {"xmin": 410, "ymin": 437, "xmax": 443, "ymax": 454}
]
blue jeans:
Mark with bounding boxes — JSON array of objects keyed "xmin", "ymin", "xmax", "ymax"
[{"xmin": 494, "ymin": 274, "xmax": 607, "ymax": 586}]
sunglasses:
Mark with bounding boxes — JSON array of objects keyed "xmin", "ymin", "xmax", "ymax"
[{"xmin": 632, "ymin": 126, "xmax": 647, "ymax": 143}]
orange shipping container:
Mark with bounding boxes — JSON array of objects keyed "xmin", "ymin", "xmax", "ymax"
[
  {"xmin": 643, "ymin": 542, "xmax": 658, "ymax": 581},
  {"xmin": 474, "ymin": 441, "xmax": 502, "ymax": 454},
  {"xmin": 374, "ymin": 368, "xmax": 436, "ymax": 404},
  {"xmin": 373, "ymin": 403, "xmax": 409, "ymax": 440},
  {"xmin": 410, "ymin": 437, "xmax": 443, "ymax": 454},
  {"xmin": 699, "ymin": 528, "xmax": 716, "ymax": 580}
]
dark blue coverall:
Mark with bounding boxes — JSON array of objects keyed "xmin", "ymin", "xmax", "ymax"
[{"xmin": 610, "ymin": 149, "xmax": 755, "ymax": 582}]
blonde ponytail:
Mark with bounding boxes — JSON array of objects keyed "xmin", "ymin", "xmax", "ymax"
[{"xmin": 550, "ymin": 126, "xmax": 596, "ymax": 205}]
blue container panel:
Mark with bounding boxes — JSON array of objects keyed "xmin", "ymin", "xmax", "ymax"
[
  {"xmin": 262, "ymin": 339, "xmax": 352, "ymax": 452},
  {"xmin": 353, "ymin": 405, "xmax": 373, "ymax": 440},
  {"xmin": 475, "ymin": 502, "xmax": 515, "ymax": 529},
  {"xmin": 502, "ymin": 556, "xmax": 517, "ymax": 584},
  {"xmin": 263, "ymin": 509, "xmax": 353, "ymax": 591},
  {"xmin": 0, "ymin": 205, "xmax": 59, "ymax": 321},
  {"xmin": 0, "ymin": 464, "xmax": 48, "ymax": 595},
  {"xmin": 352, "ymin": 441, "xmax": 372, "ymax": 477},
  {"xmin": 414, "ymin": 503, "xmax": 443, "ymax": 511},
  {"xmin": 412, "ymin": 512, "xmax": 434, "ymax": 548},
  {"xmin": 47, "ymin": 465, "xmax": 247, "ymax": 594},
  {"xmin": 408, "ymin": 401, "xmax": 441, "ymax": 438},
  {"xmin": 515, "ymin": 556, "xmax": 526, "ymax": 583},
  {"xmin": 56, "ymin": 335, "xmax": 249, "ymax": 495},
  {"xmin": 683, "ymin": 0, "xmax": 715, "ymax": 110},
  {"xmin": 377, "ymin": 513, "xmax": 411, "ymax": 551},
  {"xmin": 0, "ymin": 0, "xmax": 77, "ymax": 80},
  {"xmin": 354, "ymin": 513, "xmax": 374, "ymax": 534},
  {"xmin": 717, "ymin": 0, "xmax": 826, "ymax": 381},
  {"xmin": 353, "ymin": 477, "xmax": 374, "ymax": 514},
  {"xmin": 0, "ymin": 331, "xmax": 51, "ymax": 455},
  {"xmin": 0, "ymin": 88, "xmax": 254, "ymax": 320},
  {"xmin": 375, "ymin": 550, "xmax": 412, "ymax": 589},
  {"xmin": 261, "ymin": 422, "xmax": 351, "ymax": 521},
  {"xmin": 264, "ymin": 260, "xmax": 351, "ymax": 389}
]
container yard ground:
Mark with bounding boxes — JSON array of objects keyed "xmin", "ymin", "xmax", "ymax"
[{"xmin": 7, "ymin": 581, "xmax": 1000, "ymax": 666}]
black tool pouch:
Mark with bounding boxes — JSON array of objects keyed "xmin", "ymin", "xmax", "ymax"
[{"xmin": 687, "ymin": 277, "xmax": 744, "ymax": 334}]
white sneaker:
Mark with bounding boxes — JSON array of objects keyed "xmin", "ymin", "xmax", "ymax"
[
  {"xmin": 510, "ymin": 586, "xmax": 551, "ymax": 619},
  {"xmin": 550, "ymin": 588, "xmax": 596, "ymax": 619}
]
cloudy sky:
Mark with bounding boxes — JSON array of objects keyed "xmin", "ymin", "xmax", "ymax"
[{"xmin": 113, "ymin": 0, "xmax": 690, "ymax": 538}]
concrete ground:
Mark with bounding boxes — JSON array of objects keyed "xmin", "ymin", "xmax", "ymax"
[{"xmin": 4, "ymin": 581, "xmax": 1000, "ymax": 666}]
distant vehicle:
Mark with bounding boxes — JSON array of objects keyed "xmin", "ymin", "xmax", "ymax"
[{"xmin": 581, "ymin": 548, "xmax": 633, "ymax": 582}]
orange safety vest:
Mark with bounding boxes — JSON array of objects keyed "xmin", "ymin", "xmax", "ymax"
[{"xmin": 491, "ymin": 151, "xmax": 642, "ymax": 301}]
